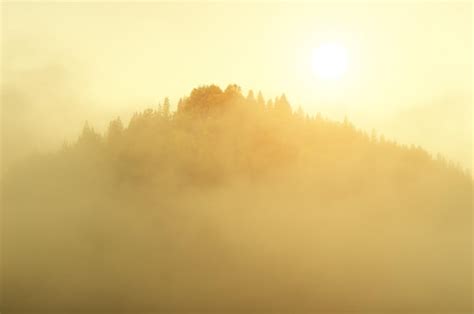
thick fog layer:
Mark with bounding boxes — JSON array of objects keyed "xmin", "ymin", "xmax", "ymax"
[{"xmin": 2, "ymin": 85, "xmax": 472, "ymax": 312}]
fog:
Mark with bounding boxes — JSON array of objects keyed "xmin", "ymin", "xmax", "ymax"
[
  {"xmin": 2, "ymin": 84, "xmax": 472, "ymax": 311},
  {"xmin": 1, "ymin": 2, "xmax": 472, "ymax": 313}
]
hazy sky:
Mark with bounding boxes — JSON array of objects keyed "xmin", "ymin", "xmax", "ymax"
[{"xmin": 1, "ymin": 1, "xmax": 472, "ymax": 170}]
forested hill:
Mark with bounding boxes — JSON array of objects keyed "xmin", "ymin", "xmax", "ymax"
[
  {"xmin": 3, "ymin": 84, "xmax": 472, "ymax": 311},
  {"xmin": 12, "ymin": 83, "xmax": 469, "ymax": 187}
]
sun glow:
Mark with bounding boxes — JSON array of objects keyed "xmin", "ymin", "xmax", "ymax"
[{"xmin": 312, "ymin": 42, "xmax": 348, "ymax": 80}]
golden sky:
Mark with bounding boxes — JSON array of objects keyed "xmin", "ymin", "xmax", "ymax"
[{"xmin": 1, "ymin": 1, "xmax": 472, "ymax": 170}]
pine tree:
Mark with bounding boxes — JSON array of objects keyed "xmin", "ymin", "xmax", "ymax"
[
  {"xmin": 162, "ymin": 97, "xmax": 171, "ymax": 119},
  {"xmin": 257, "ymin": 91, "xmax": 265, "ymax": 111},
  {"xmin": 107, "ymin": 117, "xmax": 124, "ymax": 144},
  {"xmin": 274, "ymin": 94, "xmax": 292, "ymax": 116}
]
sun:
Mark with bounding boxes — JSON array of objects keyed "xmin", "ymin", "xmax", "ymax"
[{"xmin": 312, "ymin": 42, "xmax": 348, "ymax": 80}]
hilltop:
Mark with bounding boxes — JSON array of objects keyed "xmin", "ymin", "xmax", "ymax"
[{"xmin": 3, "ymin": 84, "xmax": 472, "ymax": 311}]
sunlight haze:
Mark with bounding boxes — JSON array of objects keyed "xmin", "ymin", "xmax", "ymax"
[
  {"xmin": 2, "ymin": 2, "xmax": 471, "ymax": 171},
  {"xmin": 1, "ymin": 2, "xmax": 472, "ymax": 312}
]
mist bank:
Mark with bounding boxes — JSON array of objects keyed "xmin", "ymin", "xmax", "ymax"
[{"xmin": 2, "ymin": 85, "xmax": 472, "ymax": 312}]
